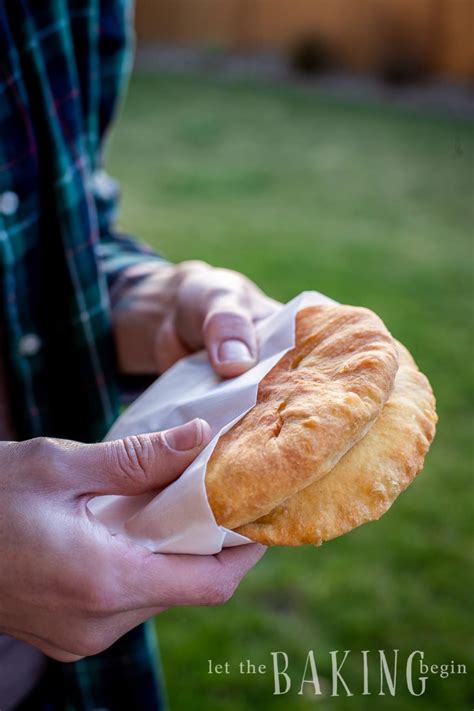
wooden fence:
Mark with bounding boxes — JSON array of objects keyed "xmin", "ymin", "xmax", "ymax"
[{"xmin": 135, "ymin": 0, "xmax": 474, "ymax": 80}]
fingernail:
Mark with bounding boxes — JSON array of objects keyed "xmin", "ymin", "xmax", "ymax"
[
  {"xmin": 164, "ymin": 419, "xmax": 205, "ymax": 451},
  {"xmin": 218, "ymin": 339, "xmax": 254, "ymax": 364}
]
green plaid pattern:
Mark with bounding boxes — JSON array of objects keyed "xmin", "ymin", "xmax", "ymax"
[
  {"xmin": 17, "ymin": 624, "xmax": 167, "ymax": 711},
  {"xmin": 0, "ymin": 2, "xmax": 166, "ymax": 708},
  {"xmin": 0, "ymin": 0, "xmax": 165, "ymax": 441}
]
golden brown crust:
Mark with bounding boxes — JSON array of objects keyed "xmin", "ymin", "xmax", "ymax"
[
  {"xmin": 205, "ymin": 304, "xmax": 399, "ymax": 529},
  {"xmin": 237, "ymin": 343, "xmax": 437, "ymax": 545}
]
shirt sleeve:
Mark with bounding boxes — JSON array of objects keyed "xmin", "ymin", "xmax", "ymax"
[{"xmin": 91, "ymin": 168, "xmax": 170, "ymax": 297}]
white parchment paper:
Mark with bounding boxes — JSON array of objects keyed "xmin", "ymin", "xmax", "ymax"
[{"xmin": 88, "ymin": 291, "xmax": 335, "ymax": 554}]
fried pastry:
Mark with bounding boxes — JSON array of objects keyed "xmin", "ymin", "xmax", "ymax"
[
  {"xmin": 205, "ymin": 305, "xmax": 399, "ymax": 529},
  {"xmin": 237, "ymin": 343, "xmax": 437, "ymax": 545}
]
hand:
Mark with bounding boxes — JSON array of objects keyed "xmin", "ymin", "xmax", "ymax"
[
  {"xmin": 0, "ymin": 419, "xmax": 265, "ymax": 662},
  {"xmin": 112, "ymin": 260, "xmax": 280, "ymax": 378}
]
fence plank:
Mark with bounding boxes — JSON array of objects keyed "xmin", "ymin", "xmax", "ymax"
[{"xmin": 134, "ymin": 0, "xmax": 474, "ymax": 79}]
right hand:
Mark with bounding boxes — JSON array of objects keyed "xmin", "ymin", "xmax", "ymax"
[{"xmin": 0, "ymin": 419, "xmax": 265, "ymax": 662}]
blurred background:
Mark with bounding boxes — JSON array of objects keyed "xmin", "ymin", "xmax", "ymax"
[
  {"xmin": 108, "ymin": 2, "xmax": 473, "ymax": 709},
  {"xmin": 135, "ymin": 0, "xmax": 473, "ymax": 84}
]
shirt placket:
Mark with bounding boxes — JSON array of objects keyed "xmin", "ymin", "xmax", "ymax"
[{"xmin": 0, "ymin": 191, "xmax": 43, "ymax": 437}]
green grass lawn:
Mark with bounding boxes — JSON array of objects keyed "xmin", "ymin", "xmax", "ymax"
[{"xmin": 108, "ymin": 71, "xmax": 473, "ymax": 711}]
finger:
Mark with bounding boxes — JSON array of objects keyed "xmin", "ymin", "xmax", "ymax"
[
  {"xmin": 66, "ymin": 419, "xmax": 212, "ymax": 496},
  {"xmin": 13, "ymin": 545, "xmax": 264, "ymax": 662},
  {"xmin": 203, "ymin": 295, "xmax": 258, "ymax": 378},
  {"xmin": 29, "ymin": 637, "xmax": 84, "ymax": 663},
  {"xmin": 154, "ymin": 313, "xmax": 193, "ymax": 373},
  {"xmin": 87, "ymin": 605, "xmax": 168, "ymax": 649},
  {"xmin": 3, "ymin": 627, "xmax": 84, "ymax": 663},
  {"xmin": 124, "ymin": 543, "xmax": 266, "ymax": 609}
]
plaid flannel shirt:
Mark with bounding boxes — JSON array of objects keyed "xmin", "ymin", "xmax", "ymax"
[{"xmin": 0, "ymin": 2, "xmax": 166, "ymax": 708}]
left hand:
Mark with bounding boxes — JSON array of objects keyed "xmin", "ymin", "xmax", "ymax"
[
  {"xmin": 0, "ymin": 421, "xmax": 265, "ymax": 661},
  {"xmin": 112, "ymin": 260, "xmax": 280, "ymax": 378}
]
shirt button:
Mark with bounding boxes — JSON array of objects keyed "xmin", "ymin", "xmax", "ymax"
[
  {"xmin": 92, "ymin": 170, "xmax": 117, "ymax": 200},
  {"xmin": 0, "ymin": 191, "xmax": 19, "ymax": 216},
  {"xmin": 18, "ymin": 333, "xmax": 42, "ymax": 357}
]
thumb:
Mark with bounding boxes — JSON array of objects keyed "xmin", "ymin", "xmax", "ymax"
[
  {"xmin": 75, "ymin": 418, "xmax": 212, "ymax": 496},
  {"xmin": 203, "ymin": 302, "xmax": 258, "ymax": 379}
]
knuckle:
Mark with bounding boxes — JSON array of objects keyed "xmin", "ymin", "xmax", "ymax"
[
  {"xmin": 204, "ymin": 309, "xmax": 248, "ymax": 334},
  {"xmin": 73, "ymin": 627, "xmax": 107, "ymax": 658},
  {"xmin": 111, "ymin": 434, "xmax": 155, "ymax": 485},
  {"xmin": 205, "ymin": 270, "xmax": 249, "ymax": 300},
  {"xmin": 25, "ymin": 436, "xmax": 55, "ymax": 462},
  {"xmin": 56, "ymin": 652, "xmax": 85, "ymax": 663},
  {"xmin": 202, "ymin": 579, "xmax": 236, "ymax": 606},
  {"xmin": 24, "ymin": 437, "xmax": 66, "ymax": 476},
  {"xmin": 179, "ymin": 259, "xmax": 208, "ymax": 273},
  {"xmin": 175, "ymin": 260, "xmax": 210, "ymax": 288}
]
